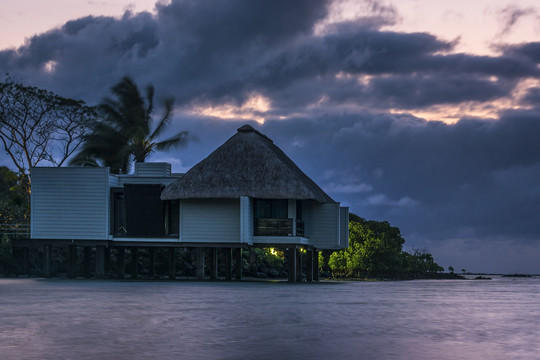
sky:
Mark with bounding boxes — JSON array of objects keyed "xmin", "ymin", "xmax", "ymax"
[{"xmin": 1, "ymin": 0, "xmax": 539, "ymax": 274}]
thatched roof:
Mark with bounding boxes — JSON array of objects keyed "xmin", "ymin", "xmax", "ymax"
[{"xmin": 161, "ymin": 125, "xmax": 335, "ymax": 203}]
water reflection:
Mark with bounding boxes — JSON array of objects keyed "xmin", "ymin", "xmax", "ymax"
[{"xmin": 0, "ymin": 277, "xmax": 538, "ymax": 359}]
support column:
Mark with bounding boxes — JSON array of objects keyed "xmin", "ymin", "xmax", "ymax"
[
  {"xmin": 210, "ymin": 248, "xmax": 218, "ymax": 280},
  {"xmin": 288, "ymin": 247, "xmax": 296, "ymax": 282},
  {"xmin": 104, "ymin": 246, "xmax": 111, "ymax": 275},
  {"xmin": 196, "ymin": 247, "xmax": 205, "ymax": 281},
  {"xmin": 68, "ymin": 245, "xmax": 77, "ymax": 278},
  {"xmin": 149, "ymin": 248, "xmax": 156, "ymax": 278},
  {"xmin": 95, "ymin": 245, "xmax": 105, "ymax": 278},
  {"xmin": 225, "ymin": 248, "xmax": 232, "ymax": 281},
  {"xmin": 130, "ymin": 247, "xmax": 138, "ymax": 279},
  {"xmin": 21, "ymin": 247, "xmax": 29, "ymax": 275},
  {"xmin": 313, "ymin": 250, "xmax": 320, "ymax": 281},
  {"xmin": 306, "ymin": 248, "xmax": 313, "ymax": 282},
  {"xmin": 168, "ymin": 248, "xmax": 176, "ymax": 280},
  {"xmin": 117, "ymin": 247, "xmax": 125, "ymax": 279},
  {"xmin": 296, "ymin": 248, "xmax": 303, "ymax": 282},
  {"xmin": 83, "ymin": 247, "xmax": 92, "ymax": 278},
  {"xmin": 234, "ymin": 247, "xmax": 242, "ymax": 280},
  {"xmin": 44, "ymin": 244, "xmax": 52, "ymax": 278}
]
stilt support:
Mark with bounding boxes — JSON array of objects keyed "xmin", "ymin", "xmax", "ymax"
[
  {"xmin": 117, "ymin": 247, "xmax": 125, "ymax": 279},
  {"xmin": 306, "ymin": 248, "xmax": 313, "ymax": 282},
  {"xmin": 288, "ymin": 247, "xmax": 296, "ymax": 282},
  {"xmin": 313, "ymin": 249, "xmax": 320, "ymax": 282},
  {"xmin": 210, "ymin": 248, "xmax": 218, "ymax": 280},
  {"xmin": 225, "ymin": 248, "xmax": 232, "ymax": 281},
  {"xmin": 296, "ymin": 247, "xmax": 303, "ymax": 282},
  {"xmin": 95, "ymin": 245, "xmax": 105, "ymax": 278},
  {"xmin": 234, "ymin": 247, "xmax": 242, "ymax": 280},
  {"xmin": 131, "ymin": 247, "xmax": 138, "ymax": 279},
  {"xmin": 68, "ymin": 245, "xmax": 77, "ymax": 278},
  {"xmin": 168, "ymin": 248, "xmax": 176, "ymax": 280},
  {"xmin": 83, "ymin": 247, "xmax": 91, "ymax": 278},
  {"xmin": 196, "ymin": 247, "xmax": 205, "ymax": 281},
  {"xmin": 149, "ymin": 248, "xmax": 156, "ymax": 278},
  {"xmin": 44, "ymin": 244, "xmax": 52, "ymax": 277}
]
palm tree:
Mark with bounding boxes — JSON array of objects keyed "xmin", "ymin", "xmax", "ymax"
[{"xmin": 70, "ymin": 77, "xmax": 189, "ymax": 173}]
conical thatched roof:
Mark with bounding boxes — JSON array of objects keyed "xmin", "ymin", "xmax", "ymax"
[{"xmin": 161, "ymin": 125, "xmax": 335, "ymax": 203}]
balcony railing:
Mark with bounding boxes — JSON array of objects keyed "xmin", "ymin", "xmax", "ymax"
[
  {"xmin": 254, "ymin": 218, "xmax": 305, "ymax": 237},
  {"xmin": 254, "ymin": 218, "xmax": 293, "ymax": 236}
]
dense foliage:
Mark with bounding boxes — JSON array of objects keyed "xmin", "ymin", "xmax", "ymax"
[{"xmin": 323, "ymin": 214, "xmax": 443, "ymax": 279}]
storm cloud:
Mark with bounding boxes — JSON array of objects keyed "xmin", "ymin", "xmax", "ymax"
[{"xmin": 1, "ymin": 0, "xmax": 540, "ymax": 273}]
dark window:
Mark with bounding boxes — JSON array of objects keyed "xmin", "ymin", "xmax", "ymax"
[
  {"xmin": 254, "ymin": 199, "xmax": 288, "ymax": 219},
  {"xmin": 111, "ymin": 184, "xmax": 179, "ymax": 238}
]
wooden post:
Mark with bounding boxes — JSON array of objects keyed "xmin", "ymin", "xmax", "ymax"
[
  {"xmin": 104, "ymin": 246, "xmax": 111, "ymax": 275},
  {"xmin": 83, "ymin": 247, "xmax": 92, "ymax": 278},
  {"xmin": 117, "ymin": 247, "xmax": 125, "ymax": 279},
  {"xmin": 149, "ymin": 248, "xmax": 156, "ymax": 278},
  {"xmin": 210, "ymin": 248, "xmax": 218, "ymax": 280},
  {"xmin": 168, "ymin": 248, "xmax": 176, "ymax": 280},
  {"xmin": 296, "ymin": 248, "xmax": 303, "ymax": 282},
  {"xmin": 44, "ymin": 244, "xmax": 52, "ymax": 278},
  {"xmin": 225, "ymin": 248, "xmax": 232, "ymax": 281},
  {"xmin": 131, "ymin": 247, "xmax": 138, "ymax": 279},
  {"xmin": 196, "ymin": 247, "xmax": 205, "ymax": 281},
  {"xmin": 306, "ymin": 248, "xmax": 313, "ymax": 282},
  {"xmin": 95, "ymin": 245, "xmax": 105, "ymax": 278},
  {"xmin": 68, "ymin": 245, "xmax": 77, "ymax": 278},
  {"xmin": 288, "ymin": 247, "xmax": 296, "ymax": 282},
  {"xmin": 234, "ymin": 247, "xmax": 242, "ymax": 280},
  {"xmin": 21, "ymin": 247, "xmax": 29, "ymax": 275},
  {"xmin": 313, "ymin": 249, "xmax": 320, "ymax": 281}
]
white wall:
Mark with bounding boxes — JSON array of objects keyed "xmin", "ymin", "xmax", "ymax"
[
  {"xmin": 304, "ymin": 202, "xmax": 341, "ymax": 249},
  {"xmin": 31, "ymin": 167, "xmax": 110, "ymax": 240},
  {"xmin": 179, "ymin": 199, "xmax": 241, "ymax": 243}
]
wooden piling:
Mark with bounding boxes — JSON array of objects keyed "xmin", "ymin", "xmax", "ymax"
[
  {"xmin": 210, "ymin": 248, "xmax": 218, "ymax": 280},
  {"xmin": 68, "ymin": 245, "xmax": 77, "ymax": 278},
  {"xmin": 288, "ymin": 247, "xmax": 296, "ymax": 282},
  {"xmin": 234, "ymin": 247, "xmax": 242, "ymax": 280},
  {"xmin": 44, "ymin": 244, "xmax": 52, "ymax": 277},
  {"xmin": 296, "ymin": 247, "xmax": 303, "ymax": 282},
  {"xmin": 149, "ymin": 248, "xmax": 156, "ymax": 278},
  {"xmin": 225, "ymin": 248, "xmax": 232, "ymax": 281},
  {"xmin": 131, "ymin": 247, "xmax": 138, "ymax": 279},
  {"xmin": 117, "ymin": 247, "xmax": 126, "ymax": 279},
  {"xmin": 313, "ymin": 249, "xmax": 320, "ymax": 282},
  {"xmin": 168, "ymin": 248, "xmax": 176, "ymax": 280},
  {"xmin": 196, "ymin": 247, "xmax": 205, "ymax": 281},
  {"xmin": 83, "ymin": 247, "xmax": 91, "ymax": 278},
  {"xmin": 306, "ymin": 248, "xmax": 313, "ymax": 282},
  {"xmin": 95, "ymin": 245, "xmax": 105, "ymax": 278}
]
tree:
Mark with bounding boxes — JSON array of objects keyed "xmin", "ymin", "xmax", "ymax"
[
  {"xmin": 70, "ymin": 77, "xmax": 190, "ymax": 174},
  {"xmin": 0, "ymin": 78, "xmax": 96, "ymax": 178}
]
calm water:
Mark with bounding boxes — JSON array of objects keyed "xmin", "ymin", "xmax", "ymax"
[{"xmin": 0, "ymin": 276, "xmax": 538, "ymax": 360}]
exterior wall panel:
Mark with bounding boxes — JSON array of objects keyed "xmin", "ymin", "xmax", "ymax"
[
  {"xmin": 180, "ymin": 199, "xmax": 241, "ymax": 242},
  {"xmin": 304, "ymin": 202, "xmax": 340, "ymax": 249},
  {"xmin": 31, "ymin": 167, "xmax": 109, "ymax": 240},
  {"xmin": 339, "ymin": 206, "xmax": 350, "ymax": 248}
]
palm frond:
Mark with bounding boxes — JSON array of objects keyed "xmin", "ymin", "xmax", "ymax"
[{"xmin": 155, "ymin": 131, "xmax": 190, "ymax": 151}]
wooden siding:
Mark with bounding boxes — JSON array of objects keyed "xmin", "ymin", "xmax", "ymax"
[
  {"xmin": 134, "ymin": 162, "xmax": 171, "ymax": 177},
  {"xmin": 116, "ymin": 176, "xmax": 178, "ymax": 186},
  {"xmin": 304, "ymin": 202, "xmax": 340, "ymax": 249},
  {"xmin": 31, "ymin": 167, "xmax": 109, "ymax": 240},
  {"xmin": 179, "ymin": 199, "xmax": 241, "ymax": 242},
  {"xmin": 240, "ymin": 196, "xmax": 253, "ymax": 244},
  {"xmin": 339, "ymin": 207, "xmax": 350, "ymax": 248}
]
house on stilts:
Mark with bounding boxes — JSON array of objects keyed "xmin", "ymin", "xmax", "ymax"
[{"xmin": 28, "ymin": 124, "xmax": 349, "ymax": 281}]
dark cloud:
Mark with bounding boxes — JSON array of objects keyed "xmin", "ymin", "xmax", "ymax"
[{"xmin": 1, "ymin": 0, "xmax": 540, "ymax": 272}]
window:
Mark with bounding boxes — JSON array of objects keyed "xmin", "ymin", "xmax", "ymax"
[{"xmin": 254, "ymin": 199, "xmax": 288, "ymax": 219}]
